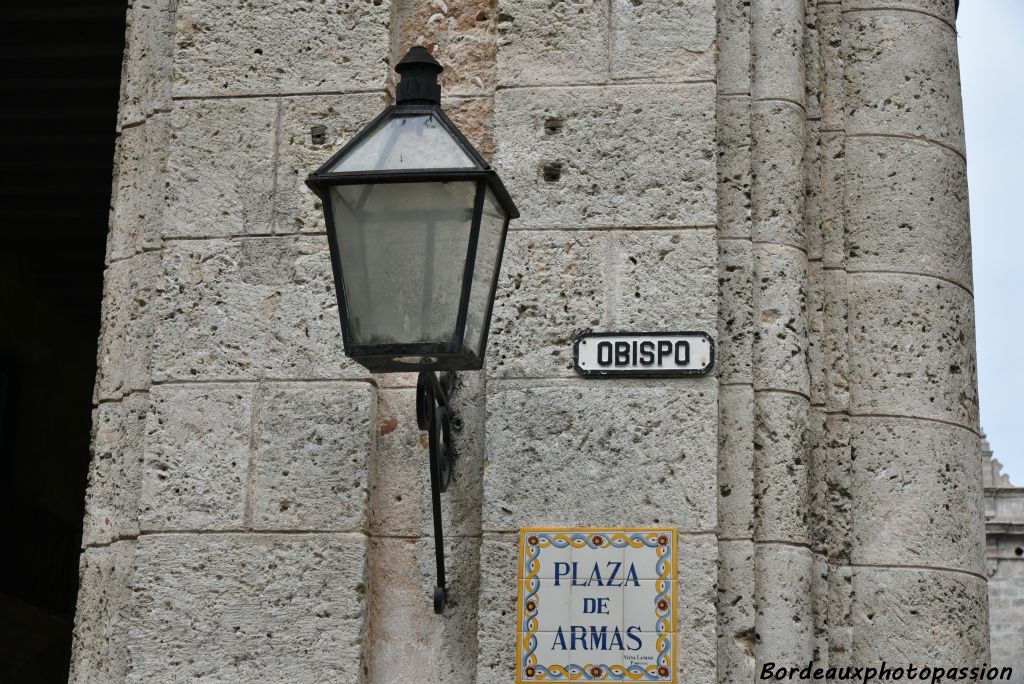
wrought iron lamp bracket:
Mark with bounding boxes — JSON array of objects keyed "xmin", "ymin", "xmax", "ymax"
[{"xmin": 415, "ymin": 370, "xmax": 459, "ymax": 614}]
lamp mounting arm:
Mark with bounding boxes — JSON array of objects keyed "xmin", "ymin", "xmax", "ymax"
[{"xmin": 415, "ymin": 370, "xmax": 458, "ymax": 614}]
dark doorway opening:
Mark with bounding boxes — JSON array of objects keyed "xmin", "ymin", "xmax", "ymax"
[{"xmin": 0, "ymin": 2, "xmax": 127, "ymax": 680}]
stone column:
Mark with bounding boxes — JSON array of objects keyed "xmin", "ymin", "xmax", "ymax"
[{"xmin": 840, "ymin": 0, "xmax": 989, "ymax": 661}]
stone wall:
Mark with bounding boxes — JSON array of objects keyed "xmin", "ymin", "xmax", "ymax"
[
  {"xmin": 984, "ymin": 449, "xmax": 1024, "ymax": 681},
  {"xmin": 71, "ymin": 0, "xmax": 987, "ymax": 681}
]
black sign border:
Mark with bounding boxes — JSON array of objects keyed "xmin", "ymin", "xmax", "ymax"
[{"xmin": 572, "ymin": 331, "xmax": 716, "ymax": 378}]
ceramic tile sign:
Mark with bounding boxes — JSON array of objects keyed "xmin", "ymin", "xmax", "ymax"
[{"xmin": 516, "ymin": 528, "xmax": 678, "ymax": 683}]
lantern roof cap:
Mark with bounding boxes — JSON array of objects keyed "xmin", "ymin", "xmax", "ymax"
[{"xmin": 395, "ymin": 46, "xmax": 443, "ymax": 105}]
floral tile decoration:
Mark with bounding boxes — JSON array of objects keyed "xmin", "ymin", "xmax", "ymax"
[{"xmin": 516, "ymin": 528, "xmax": 678, "ymax": 683}]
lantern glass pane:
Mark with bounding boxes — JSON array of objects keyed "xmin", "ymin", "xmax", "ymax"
[
  {"xmin": 462, "ymin": 187, "xmax": 508, "ymax": 358},
  {"xmin": 329, "ymin": 112, "xmax": 476, "ymax": 172},
  {"xmin": 330, "ymin": 181, "xmax": 476, "ymax": 347}
]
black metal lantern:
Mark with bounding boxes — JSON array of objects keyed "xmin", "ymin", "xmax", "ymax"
[
  {"xmin": 306, "ymin": 47, "xmax": 518, "ymax": 615},
  {"xmin": 306, "ymin": 46, "xmax": 519, "ymax": 374}
]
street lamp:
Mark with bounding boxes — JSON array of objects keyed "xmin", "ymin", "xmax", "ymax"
[{"xmin": 306, "ymin": 46, "xmax": 519, "ymax": 614}]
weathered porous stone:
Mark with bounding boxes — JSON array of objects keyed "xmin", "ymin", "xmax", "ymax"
[
  {"xmin": 108, "ymin": 115, "xmax": 169, "ymax": 261},
  {"xmin": 128, "ymin": 533, "xmax": 368, "ymax": 682},
  {"xmin": 850, "ymin": 567, "xmax": 989, "ymax": 661},
  {"xmin": 483, "ymin": 381, "xmax": 718, "ymax": 531},
  {"xmin": 816, "ymin": 413, "xmax": 853, "ymax": 561},
  {"xmin": 609, "ymin": 0, "xmax": 716, "ymax": 81},
  {"xmin": 486, "ymin": 231, "xmax": 607, "ymax": 378},
  {"xmin": 717, "ymin": 0, "xmax": 751, "ymax": 94},
  {"xmin": 719, "ymin": 384, "xmax": 755, "ymax": 538},
  {"xmin": 821, "ymin": 267, "xmax": 849, "ymax": 412},
  {"xmin": 475, "ymin": 533, "xmax": 519, "ymax": 682},
  {"xmin": 819, "ymin": 132, "xmax": 846, "ymax": 269},
  {"xmin": 751, "ymin": 100, "xmax": 806, "ymax": 247},
  {"xmin": 252, "ymin": 382, "xmax": 375, "ymax": 531},
  {"xmin": 152, "ymin": 236, "xmax": 367, "ymax": 381},
  {"xmin": 817, "ymin": 3, "xmax": 844, "ymax": 134},
  {"xmin": 718, "ymin": 540, "xmax": 756, "ymax": 684},
  {"xmin": 163, "ymin": 98, "xmax": 277, "ymax": 238},
  {"xmin": 850, "ymin": 416, "xmax": 984, "ymax": 574},
  {"xmin": 69, "ymin": 542, "xmax": 136, "ymax": 684},
  {"xmin": 495, "ymin": 0, "xmax": 608, "ymax": 87},
  {"xmin": 752, "ymin": 244, "xmax": 809, "ymax": 396},
  {"xmin": 678, "ymin": 534, "xmax": 719, "ymax": 684},
  {"xmin": 82, "ymin": 393, "xmax": 149, "ymax": 546},
  {"xmin": 494, "ymin": 84, "xmax": 716, "ymax": 228},
  {"xmin": 274, "ymin": 93, "xmax": 387, "ymax": 235},
  {"xmin": 718, "ymin": 238, "xmax": 754, "ymax": 384},
  {"xmin": 843, "ymin": 11, "xmax": 964, "ymax": 154},
  {"xmin": 172, "ymin": 0, "xmax": 391, "ymax": 97},
  {"xmin": 140, "ymin": 384, "xmax": 253, "ymax": 530},
  {"xmin": 611, "ymin": 229, "xmax": 717, "ymax": 331},
  {"xmin": 717, "ymin": 96, "xmax": 753, "ymax": 241},
  {"xmin": 846, "ymin": 0, "xmax": 957, "ymax": 25},
  {"xmin": 754, "ymin": 543, "xmax": 814, "ymax": 662},
  {"xmin": 118, "ymin": 0, "xmax": 173, "ymax": 129},
  {"xmin": 366, "ymin": 536, "xmax": 481, "ymax": 683},
  {"xmin": 95, "ymin": 252, "xmax": 161, "ymax": 401},
  {"xmin": 845, "ymin": 137, "xmax": 972, "ymax": 290},
  {"xmin": 750, "ymin": 0, "xmax": 805, "ymax": 103},
  {"xmin": 753, "ymin": 391, "xmax": 810, "ymax": 544},
  {"xmin": 847, "ymin": 273, "xmax": 978, "ymax": 427}
]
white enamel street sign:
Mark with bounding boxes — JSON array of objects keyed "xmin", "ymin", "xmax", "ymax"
[
  {"xmin": 573, "ymin": 331, "xmax": 714, "ymax": 377},
  {"xmin": 516, "ymin": 528, "xmax": 678, "ymax": 683}
]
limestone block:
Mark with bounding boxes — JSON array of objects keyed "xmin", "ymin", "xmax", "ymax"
[
  {"xmin": 807, "ymin": 408, "xmax": 828, "ymax": 552},
  {"xmin": 818, "ymin": 413, "xmax": 853, "ymax": 560},
  {"xmin": 444, "ymin": 96, "xmax": 497, "ymax": 162},
  {"xmin": 817, "ymin": 3, "xmax": 844, "ymax": 134},
  {"xmin": 717, "ymin": 96, "xmax": 753, "ymax": 241},
  {"xmin": 810, "ymin": 554, "xmax": 831, "ymax": 668},
  {"xmin": 843, "ymin": 11, "xmax": 964, "ymax": 154},
  {"xmin": 172, "ymin": 0, "xmax": 391, "ymax": 97},
  {"xmin": 717, "ymin": 540, "xmax": 756, "ymax": 684},
  {"xmin": 850, "ymin": 416, "xmax": 984, "ymax": 574},
  {"xmin": 753, "ymin": 391, "xmax": 810, "ymax": 544},
  {"xmin": 804, "ymin": 120, "xmax": 822, "ymax": 261},
  {"xmin": 846, "ymin": 0, "xmax": 957, "ymax": 25},
  {"xmin": 140, "ymin": 384, "xmax": 252, "ymax": 530},
  {"xmin": 803, "ymin": 0, "xmax": 821, "ymax": 120},
  {"xmin": 847, "ymin": 273, "xmax": 978, "ymax": 427},
  {"xmin": 395, "ymin": 0, "xmax": 497, "ymax": 98},
  {"xmin": 366, "ymin": 537, "xmax": 481, "ymax": 683},
  {"xmin": 486, "ymin": 231, "xmax": 607, "ymax": 378},
  {"xmin": 108, "ymin": 115, "xmax": 170, "ymax": 262},
  {"xmin": 752, "ymin": 244, "xmax": 809, "ymax": 396},
  {"xmin": 494, "ymin": 83, "xmax": 716, "ymax": 228},
  {"xmin": 750, "ymin": 0, "xmax": 805, "ymax": 103},
  {"xmin": 751, "ymin": 100, "xmax": 806, "ymax": 247},
  {"xmin": 717, "ymin": 0, "xmax": 751, "ymax": 94},
  {"xmin": 611, "ymin": 229, "xmax": 717, "ymax": 331},
  {"xmin": 496, "ymin": 0, "xmax": 608, "ymax": 87},
  {"xmin": 718, "ymin": 384, "xmax": 755, "ymax": 538},
  {"xmin": 609, "ymin": 0, "xmax": 716, "ymax": 81},
  {"xmin": 754, "ymin": 543, "xmax": 814, "ymax": 663},
  {"xmin": 845, "ymin": 137, "xmax": 972, "ymax": 290},
  {"xmin": 128, "ymin": 533, "xmax": 368, "ymax": 682},
  {"xmin": 370, "ymin": 379, "xmax": 485, "ymax": 538},
  {"xmin": 807, "ymin": 260, "xmax": 825, "ymax": 406},
  {"xmin": 69, "ymin": 541, "xmax": 135, "ymax": 684},
  {"xmin": 252, "ymin": 382, "xmax": 375, "ymax": 531},
  {"xmin": 850, "ymin": 567, "xmax": 989, "ymax": 661},
  {"xmin": 95, "ymin": 252, "xmax": 161, "ymax": 401},
  {"xmin": 274, "ymin": 93, "xmax": 387, "ymax": 235},
  {"xmin": 483, "ymin": 381, "xmax": 717, "ymax": 531},
  {"xmin": 678, "ymin": 534, "xmax": 719, "ymax": 684},
  {"xmin": 118, "ymin": 0, "xmax": 173, "ymax": 129},
  {"xmin": 718, "ymin": 239, "xmax": 754, "ymax": 385},
  {"xmin": 82, "ymin": 393, "xmax": 149, "ymax": 546},
  {"xmin": 163, "ymin": 98, "xmax": 277, "ymax": 238},
  {"xmin": 475, "ymin": 533, "xmax": 519, "ymax": 682},
  {"xmin": 152, "ymin": 236, "xmax": 367, "ymax": 381},
  {"xmin": 821, "ymin": 266, "xmax": 849, "ymax": 412},
  {"xmin": 826, "ymin": 563, "xmax": 854, "ymax": 667},
  {"xmin": 819, "ymin": 132, "xmax": 845, "ymax": 269}
]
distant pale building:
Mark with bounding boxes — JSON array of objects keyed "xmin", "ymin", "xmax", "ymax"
[{"xmin": 983, "ymin": 437, "xmax": 1024, "ymax": 679}]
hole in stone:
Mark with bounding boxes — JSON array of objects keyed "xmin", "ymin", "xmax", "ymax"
[
  {"xmin": 542, "ymin": 163, "xmax": 563, "ymax": 182},
  {"xmin": 1016, "ymin": 547, "xmax": 1023, "ymax": 556},
  {"xmin": 310, "ymin": 125, "xmax": 328, "ymax": 145},
  {"xmin": 544, "ymin": 117, "xmax": 564, "ymax": 135}
]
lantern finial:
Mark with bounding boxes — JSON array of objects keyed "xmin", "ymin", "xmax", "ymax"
[{"xmin": 395, "ymin": 46, "xmax": 444, "ymax": 105}]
